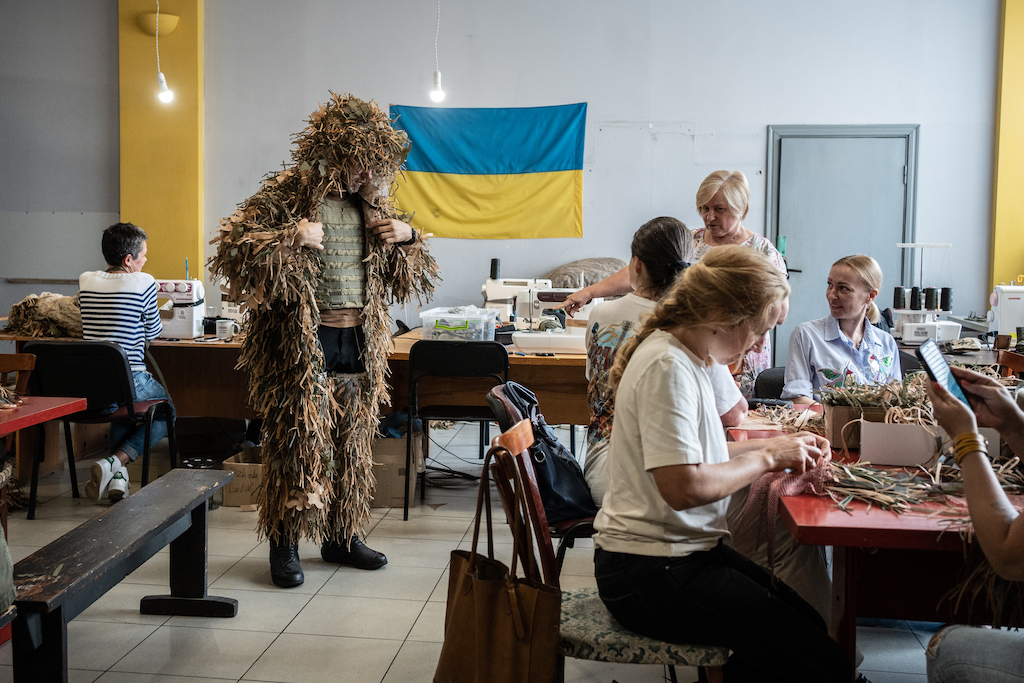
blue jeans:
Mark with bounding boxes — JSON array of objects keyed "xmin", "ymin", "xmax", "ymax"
[
  {"xmin": 594, "ymin": 543, "xmax": 853, "ymax": 683},
  {"xmin": 109, "ymin": 370, "xmax": 173, "ymax": 461},
  {"xmin": 927, "ymin": 625, "xmax": 1024, "ymax": 682}
]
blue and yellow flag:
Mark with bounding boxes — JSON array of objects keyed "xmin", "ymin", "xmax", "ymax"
[{"xmin": 390, "ymin": 103, "xmax": 586, "ymax": 239}]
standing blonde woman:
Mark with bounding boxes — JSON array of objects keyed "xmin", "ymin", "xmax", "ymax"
[
  {"xmin": 594, "ymin": 246, "xmax": 852, "ymax": 682},
  {"xmin": 782, "ymin": 254, "xmax": 901, "ymax": 404},
  {"xmin": 693, "ymin": 170, "xmax": 787, "ymax": 396}
]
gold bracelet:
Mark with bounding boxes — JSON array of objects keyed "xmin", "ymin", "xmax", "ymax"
[{"xmin": 952, "ymin": 432, "xmax": 987, "ymax": 466}]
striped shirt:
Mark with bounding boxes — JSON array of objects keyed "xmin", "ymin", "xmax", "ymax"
[{"xmin": 79, "ymin": 271, "xmax": 162, "ymax": 370}]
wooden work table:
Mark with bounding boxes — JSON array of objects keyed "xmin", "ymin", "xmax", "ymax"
[{"xmin": 0, "ymin": 330, "xmax": 590, "ymax": 471}]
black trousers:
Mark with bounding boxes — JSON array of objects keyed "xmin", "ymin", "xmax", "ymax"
[
  {"xmin": 594, "ymin": 543, "xmax": 853, "ymax": 683},
  {"xmin": 317, "ymin": 325, "xmax": 366, "ymax": 374}
]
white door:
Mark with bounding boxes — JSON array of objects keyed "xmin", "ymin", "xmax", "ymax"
[{"xmin": 773, "ymin": 135, "xmax": 911, "ymax": 366}]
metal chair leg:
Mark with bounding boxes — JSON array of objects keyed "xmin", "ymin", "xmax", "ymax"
[{"xmin": 27, "ymin": 424, "xmax": 45, "ymax": 520}]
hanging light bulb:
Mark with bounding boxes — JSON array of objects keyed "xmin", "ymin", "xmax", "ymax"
[
  {"xmin": 154, "ymin": 0, "xmax": 173, "ymax": 104},
  {"xmin": 430, "ymin": 71, "xmax": 445, "ymax": 103},
  {"xmin": 429, "ymin": 0, "xmax": 446, "ymax": 103},
  {"xmin": 157, "ymin": 71, "xmax": 174, "ymax": 103}
]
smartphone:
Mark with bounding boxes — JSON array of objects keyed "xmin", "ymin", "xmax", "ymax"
[{"xmin": 916, "ymin": 339, "xmax": 971, "ymax": 408}]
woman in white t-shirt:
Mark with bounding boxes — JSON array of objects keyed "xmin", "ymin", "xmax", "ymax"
[
  {"xmin": 584, "ymin": 217, "xmax": 745, "ymax": 506},
  {"xmin": 594, "ymin": 246, "xmax": 853, "ymax": 682}
]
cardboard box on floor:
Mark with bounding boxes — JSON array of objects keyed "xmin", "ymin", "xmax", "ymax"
[
  {"xmin": 371, "ymin": 433, "xmax": 426, "ymax": 509},
  {"xmin": 221, "ymin": 447, "xmax": 262, "ymax": 507},
  {"xmin": 220, "ymin": 435, "xmax": 427, "ymax": 509}
]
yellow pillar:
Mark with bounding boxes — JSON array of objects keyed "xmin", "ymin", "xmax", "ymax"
[
  {"xmin": 118, "ymin": 0, "xmax": 203, "ymax": 282},
  {"xmin": 992, "ymin": 0, "xmax": 1024, "ymax": 288}
]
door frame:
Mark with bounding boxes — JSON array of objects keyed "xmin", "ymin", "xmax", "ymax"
[{"xmin": 765, "ymin": 124, "xmax": 921, "ymax": 287}]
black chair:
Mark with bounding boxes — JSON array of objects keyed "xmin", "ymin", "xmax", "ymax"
[
  {"xmin": 404, "ymin": 340, "xmax": 508, "ymax": 520},
  {"xmin": 22, "ymin": 341, "xmax": 177, "ymax": 519},
  {"xmin": 753, "ymin": 366, "xmax": 786, "ymax": 400}
]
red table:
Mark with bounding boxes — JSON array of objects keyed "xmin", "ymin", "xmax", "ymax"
[
  {"xmin": 0, "ymin": 397, "xmax": 88, "ymax": 528},
  {"xmin": 780, "ymin": 492, "xmax": 993, "ymax": 665},
  {"xmin": 0, "ymin": 397, "xmax": 88, "ymax": 440}
]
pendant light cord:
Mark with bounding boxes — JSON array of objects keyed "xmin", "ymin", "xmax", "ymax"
[
  {"xmin": 434, "ymin": 0, "xmax": 441, "ymax": 72},
  {"xmin": 154, "ymin": 0, "xmax": 160, "ymax": 73}
]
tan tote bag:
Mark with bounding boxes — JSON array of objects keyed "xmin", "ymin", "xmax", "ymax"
[{"xmin": 433, "ymin": 448, "xmax": 561, "ymax": 683}]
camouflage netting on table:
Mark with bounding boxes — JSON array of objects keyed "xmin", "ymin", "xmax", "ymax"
[
  {"xmin": 4, "ymin": 292, "xmax": 82, "ymax": 338},
  {"xmin": 209, "ymin": 92, "xmax": 439, "ymax": 545}
]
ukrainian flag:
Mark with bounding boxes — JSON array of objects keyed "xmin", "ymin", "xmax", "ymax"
[{"xmin": 390, "ymin": 103, "xmax": 586, "ymax": 239}]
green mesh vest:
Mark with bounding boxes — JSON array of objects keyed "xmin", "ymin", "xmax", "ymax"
[{"xmin": 315, "ymin": 195, "xmax": 366, "ymax": 309}]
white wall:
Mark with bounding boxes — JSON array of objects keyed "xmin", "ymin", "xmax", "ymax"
[
  {"xmin": 0, "ymin": 1, "xmax": 1001, "ymax": 333},
  {"xmin": 204, "ymin": 0, "xmax": 1000, "ymax": 325},
  {"xmin": 0, "ymin": 0, "xmax": 119, "ymax": 318}
]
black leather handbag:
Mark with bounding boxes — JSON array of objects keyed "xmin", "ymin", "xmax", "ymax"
[{"xmin": 487, "ymin": 382, "xmax": 598, "ymax": 523}]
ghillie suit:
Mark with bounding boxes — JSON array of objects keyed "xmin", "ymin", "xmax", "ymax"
[{"xmin": 210, "ymin": 93, "xmax": 438, "ymax": 545}]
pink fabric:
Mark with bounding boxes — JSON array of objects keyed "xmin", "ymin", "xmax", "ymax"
[{"xmin": 731, "ymin": 455, "xmax": 832, "ymax": 576}]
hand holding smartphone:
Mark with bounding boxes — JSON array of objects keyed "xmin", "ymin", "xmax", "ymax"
[{"xmin": 915, "ymin": 339, "xmax": 972, "ymax": 408}]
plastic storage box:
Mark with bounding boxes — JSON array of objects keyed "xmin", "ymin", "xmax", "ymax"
[{"xmin": 420, "ymin": 307, "xmax": 498, "ymax": 341}]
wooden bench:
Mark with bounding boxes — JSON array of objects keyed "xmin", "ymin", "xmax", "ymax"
[{"xmin": 11, "ymin": 469, "xmax": 237, "ymax": 683}]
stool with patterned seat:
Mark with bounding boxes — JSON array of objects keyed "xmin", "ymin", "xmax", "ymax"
[
  {"xmin": 560, "ymin": 587, "xmax": 730, "ymax": 678},
  {"xmin": 489, "ymin": 419, "xmax": 730, "ymax": 683}
]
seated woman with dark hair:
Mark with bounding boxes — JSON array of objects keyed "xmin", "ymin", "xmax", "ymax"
[
  {"xmin": 584, "ymin": 216, "xmax": 745, "ymax": 506},
  {"xmin": 782, "ymin": 254, "xmax": 901, "ymax": 404}
]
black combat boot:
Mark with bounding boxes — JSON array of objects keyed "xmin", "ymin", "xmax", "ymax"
[
  {"xmin": 269, "ymin": 535, "xmax": 304, "ymax": 588},
  {"xmin": 321, "ymin": 535, "xmax": 387, "ymax": 570}
]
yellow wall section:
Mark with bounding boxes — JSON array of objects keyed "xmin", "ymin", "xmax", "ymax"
[
  {"xmin": 118, "ymin": 0, "xmax": 203, "ymax": 282},
  {"xmin": 992, "ymin": 0, "xmax": 1024, "ymax": 288}
]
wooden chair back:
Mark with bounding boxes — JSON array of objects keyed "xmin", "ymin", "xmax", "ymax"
[
  {"xmin": 0, "ymin": 353, "xmax": 35, "ymax": 394},
  {"xmin": 489, "ymin": 418, "xmax": 561, "ymax": 587},
  {"xmin": 997, "ymin": 349, "xmax": 1024, "ymax": 378}
]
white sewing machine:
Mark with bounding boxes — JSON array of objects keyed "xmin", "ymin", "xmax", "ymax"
[
  {"xmin": 892, "ymin": 309, "xmax": 961, "ymax": 345},
  {"xmin": 482, "ymin": 277, "xmax": 552, "ymax": 322},
  {"xmin": 988, "ymin": 285, "xmax": 1024, "ymax": 335},
  {"xmin": 156, "ymin": 279, "xmax": 206, "ymax": 339},
  {"xmin": 513, "ymin": 288, "xmax": 602, "ymax": 330}
]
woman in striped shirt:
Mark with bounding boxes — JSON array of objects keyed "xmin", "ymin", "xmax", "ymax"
[{"xmin": 79, "ymin": 222, "xmax": 172, "ymax": 503}]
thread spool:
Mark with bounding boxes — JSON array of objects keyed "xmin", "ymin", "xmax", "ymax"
[
  {"xmin": 893, "ymin": 287, "xmax": 907, "ymax": 309},
  {"xmin": 924, "ymin": 287, "xmax": 939, "ymax": 310},
  {"xmin": 910, "ymin": 286, "xmax": 921, "ymax": 310},
  {"xmin": 940, "ymin": 287, "xmax": 952, "ymax": 312},
  {"xmin": 892, "ymin": 286, "xmax": 905, "ymax": 309},
  {"xmin": 490, "ymin": 258, "xmax": 500, "ymax": 280}
]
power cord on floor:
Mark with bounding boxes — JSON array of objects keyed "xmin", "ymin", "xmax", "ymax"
[{"xmin": 422, "ymin": 434, "xmax": 481, "ymax": 487}]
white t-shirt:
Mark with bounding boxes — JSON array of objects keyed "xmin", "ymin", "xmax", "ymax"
[
  {"xmin": 584, "ymin": 294, "xmax": 742, "ymax": 506},
  {"xmin": 594, "ymin": 329, "xmax": 731, "ymax": 557}
]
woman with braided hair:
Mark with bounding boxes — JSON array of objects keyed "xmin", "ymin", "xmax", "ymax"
[
  {"xmin": 210, "ymin": 93, "xmax": 438, "ymax": 588},
  {"xmin": 593, "ymin": 246, "xmax": 853, "ymax": 682}
]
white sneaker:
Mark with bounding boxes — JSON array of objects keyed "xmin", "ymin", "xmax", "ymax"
[
  {"xmin": 85, "ymin": 456, "xmax": 119, "ymax": 502},
  {"xmin": 108, "ymin": 467, "xmax": 130, "ymax": 502}
]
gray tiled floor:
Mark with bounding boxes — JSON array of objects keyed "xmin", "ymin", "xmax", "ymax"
[{"xmin": 0, "ymin": 423, "xmax": 933, "ymax": 682}]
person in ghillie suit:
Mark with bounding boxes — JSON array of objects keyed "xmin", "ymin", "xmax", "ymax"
[{"xmin": 210, "ymin": 92, "xmax": 439, "ymax": 588}]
